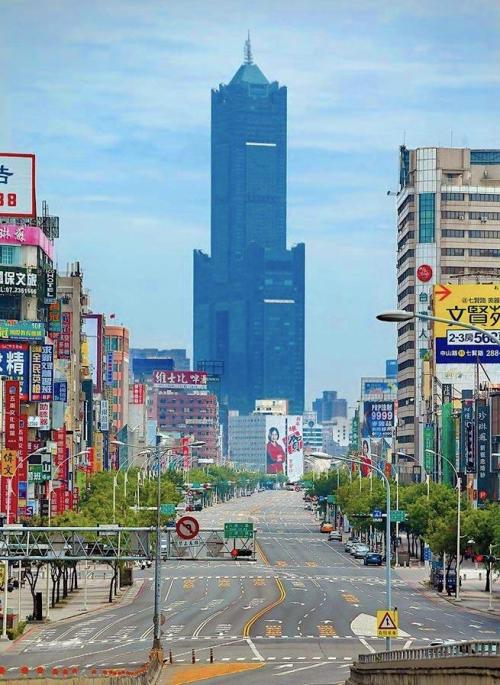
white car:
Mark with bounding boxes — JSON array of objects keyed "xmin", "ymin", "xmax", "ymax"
[{"xmin": 353, "ymin": 544, "xmax": 370, "ymax": 558}]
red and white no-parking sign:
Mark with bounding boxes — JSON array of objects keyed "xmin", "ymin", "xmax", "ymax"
[{"xmin": 176, "ymin": 515, "xmax": 200, "ymax": 540}]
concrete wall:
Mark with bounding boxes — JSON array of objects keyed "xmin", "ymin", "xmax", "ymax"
[{"xmin": 346, "ymin": 656, "xmax": 500, "ymax": 685}]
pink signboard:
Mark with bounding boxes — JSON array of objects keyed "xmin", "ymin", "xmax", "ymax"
[
  {"xmin": 153, "ymin": 370, "xmax": 207, "ymax": 387},
  {"xmin": 0, "ymin": 224, "xmax": 54, "ymax": 260}
]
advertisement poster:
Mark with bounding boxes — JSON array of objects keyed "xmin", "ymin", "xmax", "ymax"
[
  {"xmin": 153, "ymin": 370, "xmax": 207, "ymax": 389},
  {"xmin": 0, "ymin": 320, "xmax": 45, "ymax": 341},
  {"xmin": 286, "ymin": 416, "xmax": 304, "ymax": 482},
  {"xmin": 4, "ymin": 379, "xmax": 20, "ymax": 449},
  {"xmin": 0, "ymin": 267, "xmax": 38, "ymax": 296},
  {"xmin": 0, "ymin": 342, "xmax": 30, "ymax": 400},
  {"xmin": 30, "ymin": 344, "xmax": 54, "ymax": 401},
  {"xmin": 362, "ymin": 401, "xmax": 395, "ymax": 438},
  {"xmin": 265, "ymin": 415, "xmax": 287, "ymax": 475},
  {"xmin": 360, "ymin": 437, "xmax": 372, "ymax": 476}
]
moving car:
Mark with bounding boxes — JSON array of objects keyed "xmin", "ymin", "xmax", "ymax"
[
  {"xmin": 344, "ymin": 539, "xmax": 358, "ymax": 552},
  {"xmin": 320, "ymin": 522, "xmax": 333, "ymax": 533},
  {"xmin": 353, "ymin": 544, "xmax": 370, "ymax": 558},
  {"xmin": 328, "ymin": 531, "xmax": 342, "ymax": 541},
  {"xmin": 364, "ymin": 552, "xmax": 383, "ymax": 566}
]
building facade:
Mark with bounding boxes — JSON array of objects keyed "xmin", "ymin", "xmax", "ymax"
[
  {"xmin": 312, "ymin": 390, "xmax": 348, "ymax": 423},
  {"xmin": 104, "ymin": 325, "xmax": 129, "ymax": 436},
  {"xmin": 193, "ymin": 39, "xmax": 305, "ymax": 416},
  {"xmin": 396, "ymin": 147, "xmax": 500, "ymax": 463},
  {"xmin": 228, "ymin": 413, "xmax": 267, "ymax": 471}
]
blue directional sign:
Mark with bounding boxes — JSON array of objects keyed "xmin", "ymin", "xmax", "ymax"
[{"xmin": 372, "ymin": 509, "xmax": 382, "ymax": 518}]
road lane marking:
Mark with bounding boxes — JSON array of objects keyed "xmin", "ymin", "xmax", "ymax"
[
  {"xmin": 359, "ymin": 637, "xmax": 376, "ymax": 653},
  {"xmin": 274, "ymin": 662, "xmax": 328, "ymax": 676},
  {"xmin": 246, "ymin": 637, "xmax": 264, "ymax": 661},
  {"xmin": 243, "ymin": 577, "xmax": 286, "ymax": 637}
]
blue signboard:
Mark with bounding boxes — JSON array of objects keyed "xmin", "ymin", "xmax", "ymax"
[
  {"xmin": 436, "ymin": 337, "xmax": 500, "ymax": 364},
  {"xmin": 0, "ymin": 341, "xmax": 30, "ymax": 400},
  {"xmin": 105, "ymin": 351, "xmax": 114, "ymax": 384},
  {"xmin": 53, "ymin": 381, "xmax": 68, "ymax": 403},
  {"xmin": 385, "ymin": 359, "xmax": 397, "ymax": 378},
  {"xmin": 362, "ymin": 401, "xmax": 395, "ymax": 438}
]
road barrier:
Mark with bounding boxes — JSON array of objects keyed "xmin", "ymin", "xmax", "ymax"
[{"xmin": 358, "ymin": 640, "xmax": 499, "ymax": 663}]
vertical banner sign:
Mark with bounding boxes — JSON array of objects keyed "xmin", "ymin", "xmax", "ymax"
[
  {"xmin": 105, "ymin": 352, "xmax": 114, "ymax": 384},
  {"xmin": 44, "ymin": 269, "xmax": 57, "ymax": 302},
  {"xmin": 442, "ymin": 384, "xmax": 453, "ymax": 405},
  {"xmin": 461, "ymin": 404, "xmax": 475, "ymax": 473},
  {"xmin": 53, "ymin": 381, "xmax": 68, "ymax": 403},
  {"xmin": 286, "ymin": 416, "xmax": 304, "ymax": 482},
  {"xmin": 132, "ymin": 383, "xmax": 145, "ymax": 404},
  {"xmin": 54, "ymin": 427, "xmax": 67, "ymax": 481},
  {"xmin": 38, "ymin": 402, "xmax": 51, "ymax": 430},
  {"xmin": 48, "ymin": 301, "xmax": 62, "ymax": 332},
  {"xmin": 423, "ymin": 424, "xmax": 435, "ymax": 474},
  {"xmin": 87, "ymin": 447, "xmax": 95, "ymax": 474},
  {"xmin": 181, "ymin": 436, "xmax": 190, "ymax": 470},
  {"xmin": 18, "ymin": 415, "xmax": 28, "ymax": 481},
  {"xmin": 93, "ymin": 432, "xmax": 104, "ymax": 471},
  {"xmin": 57, "ymin": 312, "xmax": 72, "ymax": 360},
  {"xmin": 72, "ymin": 487, "xmax": 79, "ymax": 512},
  {"xmin": 476, "ymin": 404, "xmax": 490, "ymax": 504},
  {"xmin": 100, "ymin": 399, "xmax": 109, "ymax": 431},
  {"xmin": 4, "ymin": 379, "xmax": 20, "ymax": 449},
  {"xmin": 30, "ymin": 344, "xmax": 53, "ymax": 401}
]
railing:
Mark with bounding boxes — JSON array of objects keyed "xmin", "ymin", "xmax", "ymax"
[{"xmin": 358, "ymin": 640, "xmax": 499, "ymax": 664}]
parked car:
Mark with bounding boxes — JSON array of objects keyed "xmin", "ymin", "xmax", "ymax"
[
  {"xmin": 344, "ymin": 539, "xmax": 358, "ymax": 552},
  {"xmin": 328, "ymin": 531, "xmax": 342, "ymax": 542},
  {"xmin": 353, "ymin": 544, "xmax": 370, "ymax": 559},
  {"xmin": 364, "ymin": 552, "xmax": 383, "ymax": 566},
  {"xmin": 349, "ymin": 542, "xmax": 363, "ymax": 555},
  {"xmin": 320, "ymin": 522, "xmax": 333, "ymax": 533}
]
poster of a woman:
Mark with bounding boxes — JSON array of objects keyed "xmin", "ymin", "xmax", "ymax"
[{"xmin": 266, "ymin": 426, "xmax": 286, "ymax": 474}]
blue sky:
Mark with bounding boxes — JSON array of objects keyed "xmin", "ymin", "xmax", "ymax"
[{"xmin": 2, "ymin": 0, "xmax": 500, "ymax": 407}]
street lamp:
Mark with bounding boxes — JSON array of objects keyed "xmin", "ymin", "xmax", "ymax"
[
  {"xmin": 425, "ymin": 448, "xmax": 462, "ymax": 601},
  {"xmin": 377, "ymin": 310, "xmax": 500, "ymax": 345},
  {"xmin": 312, "ymin": 451, "xmax": 394, "ymax": 651}
]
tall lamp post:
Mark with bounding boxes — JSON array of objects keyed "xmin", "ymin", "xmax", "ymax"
[
  {"xmin": 312, "ymin": 451, "xmax": 394, "ymax": 651},
  {"xmin": 425, "ymin": 448, "xmax": 462, "ymax": 601}
]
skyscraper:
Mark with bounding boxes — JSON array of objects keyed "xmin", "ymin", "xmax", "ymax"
[{"xmin": 194, "ymin": 37, "xmax": 305, "ymax": 415}]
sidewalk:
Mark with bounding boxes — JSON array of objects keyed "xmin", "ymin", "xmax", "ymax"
[
  {"xmin": 393, "ymin": 564, "xmax": 500, "ymax": 617},
  {"xmin": 0, "ymin": 564, "xmax": 146, "ymax": 643}
]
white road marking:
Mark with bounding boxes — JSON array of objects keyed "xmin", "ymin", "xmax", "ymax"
[
  {"xmin": 274, "ymin": 662, "xmax": 328, "ymax": 676},
  {"xmin": 246, "ymin": 637, "xmax": 264, "ymax": 662},
  {"xmin": 359, "ymin": 637, "xmax": 376, "ymax": 653}
]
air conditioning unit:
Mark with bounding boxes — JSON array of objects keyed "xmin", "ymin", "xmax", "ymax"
[
  {"xmin": 480, "ymin": 216, "xmax": 488, "ymax": 223},
  {"xmin": 459, "ymin": 215, "xmax": 465, "ymax": 220}
]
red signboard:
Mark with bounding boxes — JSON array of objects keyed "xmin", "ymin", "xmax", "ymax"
[
  {"xmin": 54, "ymin": 427, "xmax": 67, "ymax": 481},
  {"xmin": 181, "ymin": 436, "xmax": 190, "ymax": 470},
  {"xmin": 72, "ymin": 487, "xmax": 79, "ymax": 511},
  {"xmin": 132, "ymin": 383, "xmax": 145, "ymax": 404},
  {"xmin": 153, "ymin": 370, "xmax": 207, "ymax": 387},
  {"xmin": 416, "ymin": 264, "xmax": 433, "ymax": 282},
  {"xmin": 87, "ymin": 447, "xmax": 95, "ymax": 474},
  {"xmin": 50, "ymin": 312, "xmax": 72, "ymax": 359},
  {"xmin": 4, "ymin": 379, "xmax": 20, "ymax": 449}
]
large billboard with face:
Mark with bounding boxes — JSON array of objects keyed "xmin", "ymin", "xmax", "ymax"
[
  {"xmin": 265, "ymin": 416, "xmax": 287, "ymax": 475},
  {"xmin": 286, "ymin": 415, "xmax": 304, "ymax": 482}
]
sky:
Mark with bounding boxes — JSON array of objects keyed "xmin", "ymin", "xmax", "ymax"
[{"xmin": 2, "ymin": 0, "xmax": 500, "ymax": 407}]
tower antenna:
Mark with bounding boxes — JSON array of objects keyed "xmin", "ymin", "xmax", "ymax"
[{"xmin": 244, "ymin": 31, "xmax": 253, "ymax": 64}]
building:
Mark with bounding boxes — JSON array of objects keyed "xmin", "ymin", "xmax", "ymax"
[
  {"xmin": 130, "ymin": 348, "xmax": 189, "ymax": 381},
  {"xmin": 254, "ymin": 399, "xmax": 288, "ymax": 415},
  {"xmin": 303, "ymin": 412, "xmax": 323, "ymax": 451},
  {"xmin": 228, "ymin": 412, "xmax": 267, "ymax": 471},
  {"xmin": 322, "ymin": 418, "xmax": 350, "ymax": 452},
  {"xmin": 104, "ymin": 325, "xmax": 129, "ymax": 437},
  {"xmin": 193, "ymin": 37, "xmax": 305, "ymax": 416},
  {"xmin": 395, "ymin": 146, "xmax": 500, "ymax": 462},
  {"xmin": 312, "ymin": 390, "xmax": 348, "ymax": 423}
]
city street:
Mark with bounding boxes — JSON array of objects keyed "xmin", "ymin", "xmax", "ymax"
[{"xmin": 1, "ymin": 490, "xmax": 498, "ymax": 683}]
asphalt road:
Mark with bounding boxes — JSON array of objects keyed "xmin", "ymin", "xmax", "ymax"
[{"xmin": 2, "ymin": 490, "xmax": 498, "ymax": 684}]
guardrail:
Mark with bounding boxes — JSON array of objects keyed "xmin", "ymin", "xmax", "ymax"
[{"xmin": 358, "ymin": 640, "xmax": 499, "ymax": 664}]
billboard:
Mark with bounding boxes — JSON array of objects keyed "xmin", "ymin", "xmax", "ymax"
[
  {"xmin": 0, "ymin": 153, "xmax": 36, "ymax": 218},
  {"xmin": 361, "ymin": 377, "xmax": 397, "ymax": 400},
  {"xmin": 265, "ymin": 415, "xmax": 287, "ymax": 475},
  {"xmin": 0, "ymin": 342, "xmax": 30, "ymax": 400},
  {"xmin": 30, "ymin": 344, "xmax": 54, "ymax": 401},
  {"xmin": 386, "ymin": 359, "xmax": 397, "ymax": 378},
  {"xmin": 0, "ymin": 266, "xmax": 38, "ymax": 296},
  {"xmin": 476, "ymin": 404, "xmax": 490, "ymax": 503},
  {"xmin": 82, "ymin": 314, "xmax": 103, "ymax": 392},
  {"xmin": 0, "ymin": 320, "xmax": 45, "ymax": 341},
  {"xmin": 362, "ymin": 401, "xmax": 395, "ymax": 438},
  {"xmin": 153, "ymin": 370, "xmax": 207, "ymax": 389},
  {"xmin": 0, "ymin": 224, "xmax": 54, "ymax": 260},
  {"xmin": 131, "ymin": 383, "xmax": 145, "ymax": 404},
  {"xmin": 286, "ymin": 416, "xmax": 304, "ymax": 482},
  {"xmin": 434, "ymin": 284, "xmax": 500, "ymax": 364}
]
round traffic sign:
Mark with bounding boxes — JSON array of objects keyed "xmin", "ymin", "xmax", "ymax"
[{"xmin": 176, "ymin": 515, "xmax": 200, "ymax": 540}]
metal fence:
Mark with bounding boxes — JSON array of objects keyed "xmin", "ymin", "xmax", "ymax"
[{"xmin": 358, "ymin": 640, "xmax": 499, "ymax": 663}]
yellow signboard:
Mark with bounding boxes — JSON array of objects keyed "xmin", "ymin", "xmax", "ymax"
[
  {"xmin": 0, "ymin": 565, "xmax": 4, "ymax": 589},
  {"xmin": 433, "ymin": 283, "xmax": 500, "ymax": 337},
  {"xmin": 376, "ymin": 609, "xmax": 399, "ymax": 637},
  {"xmin": 1, "ymin": 449, "xmax": 17, "ymax": 477}
]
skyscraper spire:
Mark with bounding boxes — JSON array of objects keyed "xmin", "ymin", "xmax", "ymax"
[{"xmin": 244, "ymin": 31, "xmax": 253, "ymax": 65}]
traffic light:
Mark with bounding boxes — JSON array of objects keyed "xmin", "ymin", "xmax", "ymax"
[{"xmin": 231, "ymin": 548, "xmax": 253, "ymax": 558}]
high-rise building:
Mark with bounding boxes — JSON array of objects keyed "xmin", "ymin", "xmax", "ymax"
[
  {"xmin": 312, "ymin": 390, "xmax": 348, "ymax": 423},
  {"xmin": 131, "ymin": 348, "xmax": 189, "ymax": 381},
  {"xmin": 104, "ymin": 325, "xmax": 129, "ymax": 434},
  {"xmin": 395, "ymin": 146, "xmax": 500, "ymax": 461},
  {"xmin": 193, "ymin": 37, "xmax": 305, "ymax": 416}
]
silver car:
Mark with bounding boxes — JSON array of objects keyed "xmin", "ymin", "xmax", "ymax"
[{"xmin": 353, "ymin": 544, "xmax": 370, "ymax": 559}]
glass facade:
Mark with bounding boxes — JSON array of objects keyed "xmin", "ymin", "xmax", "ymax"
[
  {"xmin": 193, "ymin": 54, "xmax": 305, "ymax": 415},
  {"xmin": 418, "ymin": 192, "xmax": 435, "ymax": 243}
]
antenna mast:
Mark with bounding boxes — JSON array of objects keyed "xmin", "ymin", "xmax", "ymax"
[{"xmin": 244, "ymin": 31, "xmax": 253, "ymax": 64}]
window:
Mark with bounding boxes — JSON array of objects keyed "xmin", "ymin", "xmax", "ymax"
[
  {"xmin": 399, "ymin": 378, "xmax": 415, "ymax": 389},
  {"xmin": 397, "ymin": 194, "xmax": 414, "ymax": 215},
  {"xmin": 398, "ymin": 435, "xmax": 414, "ymax": 444},
  {"xmin": 399, "ymin": 359, "xmax": 415, "ymax": 371},
  {"xmin": 441, "ymin": 192, "xmax": 465, "ymax": 202},
  {"xmin": 441, "ymin": 266, "xmax": 465, "ymax": 275},
  {"xmin": 469, "ymin": 211, "xmax": 500, "ymax": 220},
  {"xmin": 441, "ymin": 210, "xmax": 465, "ymax": 220},
  {"xmin": 398, "ymin": 212, "xmax": 415, "ymax": 231},
  {"xmin": 469, "ymin": 230, "xmax": 500, "ymax": 239},
  {"xmin": 398, "ymin": 321, "xmax": 414, "ymax": 335},
  {"xmin": 418, "ymin": 193, "xmax": 435, "ymax": 242},
  {"xmin": 469, "ymin": 193, "xmax": 500, "ymax": 203},
  {"xmin": 397, "ymin": 249, "xmax": 415, "ymax": 268},
  {"xmin": 398, "ymin": 340, "xmax": 415, "ymax": 354},
  {"xmin": 442, "ymin": 248, "xmax": 465, "ymax": 256},
  {"xmin": 470, "ymin": 150, "xmax": 500, "ymax": 165},
  {"xmin": 398, "ymin": 231, "xmax": 415, "ymax": 251},
  {"xmin": 398, "ymin": 267, "xmax": 414, "ymax": 284},
  {"xmin": 398, "ymin": 285, "xmax": 415, "ymax": 300},
  {"xmin": 470, "ymin": 248, "xmax": 500, "ymax": 258},
  {"xmin": 0, "ymin": 246, "xmax": 20, "ymax": 265},
  {"xmin": 441, "ymin": 229, "xmax": 465, "ymax": 238}
]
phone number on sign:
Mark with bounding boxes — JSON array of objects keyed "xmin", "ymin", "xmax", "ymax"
[{"xmin": 447, "ymin": 329, "xmax": 500, "ymax": 346}]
